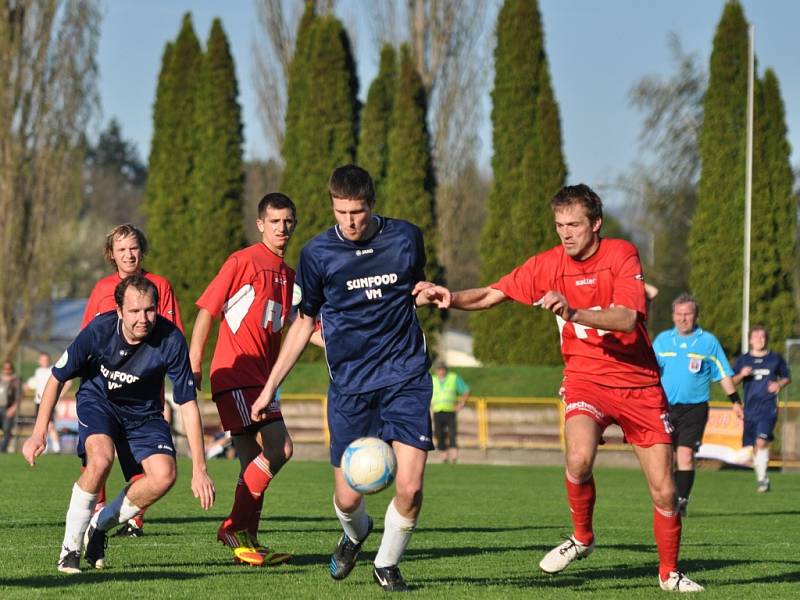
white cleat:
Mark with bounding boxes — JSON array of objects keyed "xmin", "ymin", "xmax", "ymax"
[
  {"xmin": 659, "ymin": 571, "xmax": 705, "ymax": 592},
  {"xmin": 756, "ymin": 479, "xmax": 770, "ymax": 493},
  {"xmin": 539, "ymin": 536, "xmax": 594, "ymax": 574}
]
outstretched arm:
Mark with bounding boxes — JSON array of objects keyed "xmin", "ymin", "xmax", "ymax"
[
  {"xmin": 538, "ymin": 291, "xmax": 637, "ymax": 333},
  {"xmin": 251, "ymin": 313, "xmax": 317, "ymax": 421},
  {"xmin": 450, "ymin": 287, "xmax": 508, "ymax": 311},
  {"xmin": 179, "ymin": 400, "xmax": 216, "ymax": 510},
  {"xmin": 22, "ymin": 376, "xmax": 64, "ymax": 466},
  {"xmin": 189, "ymin": 308, "xmax": 215, "ymax": 390}
]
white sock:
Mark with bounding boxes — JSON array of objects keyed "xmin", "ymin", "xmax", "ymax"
[
  {"xmin": 334, "ymin": 495, "xmax": 371, "ymax": 543},
  {"xmin": 754, "ymin": 448, "xmax": 769, "ymax": 482},
  {"xmin": 374, "ymin": 499, "xmax": 416, "ymax": 568},
  {"xmin": 61, "ymin": 483, "xmax": 98, "ymax": 558},
  {"xmin": 94, "ymin": 487, "xmax": 141, "ymax": 532}
]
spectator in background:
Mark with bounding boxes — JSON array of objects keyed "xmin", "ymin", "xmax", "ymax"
[
  {"xmin": 431, "ymin": 362, "xmax": 470, "ymax": 464},
  {"xmin": 25, "ymin": 352, "xmax": 61, "ymax": 453},
  {"xmin": 652, "ymin": 293, "xmax": 742, "ymax": 517},
  {"xmin": 732, "ymin": 325, "xmax": 791, "ymax": 493},
  {"xmin": 1, "ymin": 360, "xmax": 20, "ymax": 453}
]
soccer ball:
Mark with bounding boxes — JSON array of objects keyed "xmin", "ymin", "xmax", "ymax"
[{"xmin": 341, "ymin": 437, "xmax": 397, "ymax": 495}]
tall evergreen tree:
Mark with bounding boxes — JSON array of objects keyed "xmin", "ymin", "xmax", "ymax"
[
  {"xmin": 472, "ymin": 0, "xmax": 565, "ymax": 365},
  {"xmin": 750, "ymin": 69, "xmax": 796, "ymax": 345},
  {"xmin": 358, "ymin": 44, "xmax": 397, "ymax": 207},
  {"xmin": 186, "ymin": 18, "xmax": 245, "ymax": 335},
  {"xmin": 689, "ymin": 0, "xmax": 748, "ymax": 352},
  {"xmin": 281, "ymin": 13, "xmax": 359, "ymax": 268},
  {"xmin": 383, "ymin": 44, "xmax": 442, "ymax": 350},
  {"xmin": 145, "ymin": 13, "xmax": 202, "ymax": 303}
]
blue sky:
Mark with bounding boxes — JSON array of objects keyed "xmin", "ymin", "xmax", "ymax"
[{"xmin": 97, "ymin": 0, "xmax": 799, "ymax": 205}]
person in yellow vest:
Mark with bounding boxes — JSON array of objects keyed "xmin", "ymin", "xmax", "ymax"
[{"xmin": 431, "ymin": 362, "xmax": 470, "ymax": 464}]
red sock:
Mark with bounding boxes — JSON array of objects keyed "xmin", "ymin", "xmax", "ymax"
[
  {"xmin": 248, "ymin": 494, "xmax": 265, "ymax": 538},
  {"xmin": 653, "ymin": 504, "xmax": 681, "ymax": 580},
  {"xmin": 129, "ymin": 473, "xmax": 147, "ymax": 526},
  {"xmin": 224, "ymin": 454, "xmax": 273, "ymax": 532},
  {"xmin": 565, "ymin": 473, "xmax": 595, "ymax": 545}
]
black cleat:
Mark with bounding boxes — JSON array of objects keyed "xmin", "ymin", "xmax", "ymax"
[
  {"xmin": 373, "ymin": 565, "xmax": 410, "ymax": 592},
  {"xmin": 57, "ymin": 550, "xmax": 82, "ymax": 574},
  {"xmin": 329, "ymin": 517, "xmax": 373, "ymax": 580},
  {"xmin": 83, "ymin": 523, "xmax": 108, "ymax": 569},
  {"xmin": 115, "ymin": 520, "xmax": 144, "ymax": 538}
]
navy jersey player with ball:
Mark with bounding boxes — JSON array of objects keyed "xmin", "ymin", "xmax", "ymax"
[
  {"xmin": 22, "ymin": 275, "xmax": 215, "ymax": 574},
  {"xmin": 250, "ymin": 165, "xmax": 447, "ymax": 592}
]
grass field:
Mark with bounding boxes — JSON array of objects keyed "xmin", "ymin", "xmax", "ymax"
[{"xmin": 1, "ymin": 454, "xmax": 798, "ymax": 598}]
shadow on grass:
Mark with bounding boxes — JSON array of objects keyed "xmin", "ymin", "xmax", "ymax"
[
  {"xmin": 0, "ymin": 569, "xmax": 209, "ymax": 589},
  {"xmin": 696, "ymin": 510, "xmax": 800, "ymax": 518}
]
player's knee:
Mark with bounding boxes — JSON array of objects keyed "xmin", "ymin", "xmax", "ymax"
[
  {"xmin": 85, "ymin": 454, "xmax": 114, "ymax": 483},
  {"xmin": 148, "ymin": 463, "xmax": 177, "ymax": 496},
  {"xmin": 565, "ymin": 452, "xmax": 593, "ymax": 480},
  {"xmin": 395, "ymin": 480, "xmax": 423, "ymax": 510}
]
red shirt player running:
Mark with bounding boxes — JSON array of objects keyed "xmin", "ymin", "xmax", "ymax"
[
  {"xmin": 81, "ymin": 223, "xmax": 184, "ymax": 538},
  {"xmin": 190, "ymin": 193, "xmax": 298, "ymax": 568},
  {"xmin": 416, "ymin": 184, "xmax": 703, "ymax": 593}
]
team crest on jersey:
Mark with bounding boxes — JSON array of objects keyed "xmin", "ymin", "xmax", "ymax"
[
  {"xmin": 55, "ymin": 350, "xmax": 68, "ymax": 369},
  {"xmin": 688, "ymin": 358, "xmax": 702, "ymax": 373},
  {"xmin": 292, "ymin": 283, "xmax": 302, "ymax": 307}
]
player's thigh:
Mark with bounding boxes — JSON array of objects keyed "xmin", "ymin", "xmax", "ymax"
[
  {"xmin": 670, "ymin": 403, "xmax": 708, "ymax": 450},
  {"xmin": 327, "ymin": 389, "xmax": 382, "ymax": 467},
  {"xmin": 563, "ymin": 415, "xmax": 603, "ymax": 476},
  {"xmin": 257, "ymin": 418, "xmax": 293, "ymax": 467},
  {"xmin": 379, "ymin": 372, "xmax": 434, "ymax": 454},
  {"xmin": 393, "ymin": 441, "xmax": 427, "ymax": 493},
  {"xmin": 214, "ymin": 387, "xmax": 281, "ymax": 436},
  {"xmin": 632, "ymin": 442, "xmax": 675, "ymax": 504},
  {"xmin": 140, "ymin": 452, "xmax": 177, "ymax": 488}
]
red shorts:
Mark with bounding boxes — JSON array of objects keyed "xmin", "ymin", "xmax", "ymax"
[
  {"xmin": 563, "ymin": 379, "xmax": 673, "ymax": 447},
  {"xmin": 213, "ymin": 386, "xmax": 282, "ymax": 435}
]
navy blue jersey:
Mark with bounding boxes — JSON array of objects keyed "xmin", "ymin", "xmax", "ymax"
[
  {"xmin": 296, "ymin": 216, "xmax": 430, "ymax": 394},
  {"xmin": 52, "ymin": 311, "xmax": 196, "ymax": 422},
  {"xmin": 733, "ymin": 351, "xmax": 790, "ymax": 414}
]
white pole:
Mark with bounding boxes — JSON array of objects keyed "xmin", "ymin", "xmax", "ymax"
[{"xmin": 742, "ymin": 23, "xmax": 754, "ymax": 354}]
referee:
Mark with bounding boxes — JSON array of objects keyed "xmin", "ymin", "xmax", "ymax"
[{"xmin": 652, "ymin": 293, "xmax": 743, "ymax": 516}]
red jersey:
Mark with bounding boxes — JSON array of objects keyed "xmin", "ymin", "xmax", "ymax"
[
  {"xmin": 196, "ymin": 243, "xmax": 295, "ymax": 394},
  {"xmin": 493, "ymin": 238, "xmax": 659, "ymax": 388},
  {"xmin": 82, "ymin": 271, "xmax": 184, "ymax": 332}
]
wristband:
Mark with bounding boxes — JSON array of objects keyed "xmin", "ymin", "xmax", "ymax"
[{"xmin": 728, "ymin": 391, "xmax": 742, "ymax": 405}]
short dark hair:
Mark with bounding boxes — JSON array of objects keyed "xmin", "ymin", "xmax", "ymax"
[
  {"xmin": 104, "ymin": 223, "xmax": 148, "ymax": 266},
  {"xmin": 329, "ymin": 165, "xmax": 375, "ymax": 206},
  {"xmin": 749, "ymin": 324, "xmax": 769, "ymax": 342},
  {"xmin": 258, "ymin": 192, "xmax": 297, "ymax": 220},
  {"xmin": 672, "ymin": 292, "xmax": 698, "ymax": 316},
  {"xmin": 115, "ymin": 274, "xmax": 159, "ymax": 309},
  {"xmin": 550, "ymin": 184, "xmax": 603, "ymax": 224}
]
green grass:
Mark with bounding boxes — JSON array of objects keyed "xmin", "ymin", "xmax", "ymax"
[
  {"xmin": 281, "ymin": 362, "xmax": 566, "ymax": 397},
  {"xmin": 1, "ymin": 455, "xmax": 798, "ymax": 598}
]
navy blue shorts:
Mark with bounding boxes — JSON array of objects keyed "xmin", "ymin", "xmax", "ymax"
[
  {"xmin": 327, "ymin": 371, "xmax": 434, "ymax": 466},
  {"xmin": 77, "ymin": 399, "xmax": 175, "ymax": 481},
  {"xmin": 743, "ymin": 411, "xmax": 778, "ymax": 446}
]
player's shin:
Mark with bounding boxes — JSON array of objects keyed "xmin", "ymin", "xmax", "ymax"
[
  {"xmin": 374, "ymin": 499, "xmax": 416, "ymax": 568},
  {"xmin": 61, "ymin": 483, "xmax": 98, "ymax": 556},
  {"xmin": 93, "ymin": 487, "xmax": 142, "ymax": 532},
  {"xmin": 565, "ymin": 473, "xmax": 596, "ymax": 545},
  {"xmin": 653, "ymin": 504, "xmax": 681, "ymax": 581},
  {"xmin": 224, "ymin": 455, "xmax": 273, "ymax": 531},
  {"xmin": 334, "ymin": 495, "xmax": 371, "ymax": 542},
  {"xmin": 754, "ymin": 447, "xmax": 769, "ymax": 482}
]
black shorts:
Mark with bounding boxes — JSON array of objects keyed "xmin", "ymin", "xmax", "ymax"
[
  {"xmin": 433, "ymin": 411, "xmax": 457, "ymax": 450},
  {"xmin": 669, "ymin": 402, "xmax": 709, "ymax": 451}
]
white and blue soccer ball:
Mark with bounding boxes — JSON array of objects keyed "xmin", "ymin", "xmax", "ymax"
[{"xmin": 341, "ymin": 437, "xmax": 397, "ymax": 495}]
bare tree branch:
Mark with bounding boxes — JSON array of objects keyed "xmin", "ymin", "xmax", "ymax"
[{"xmin": 0, "ymin": 0, "xmax": 100, "ymax": 361}]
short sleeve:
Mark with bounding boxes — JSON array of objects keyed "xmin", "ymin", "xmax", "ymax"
[
  {"xmin": 164, "ymin": 330, "xmax": 196, "ymax": 404},
  {"xmin": 158, "ymin": 280, "xmax": 184, "ymax": 333},
  {"xmin": 81, "ymin": 284, "xmax": 103, "ymax": 329},
  {"xmin": 297, "ymin": 245, "xmax": 326, "ymax": 318},
  {"xmin": 777, "ymin": 355, "xmax": 791, "ymax": 380},
  {"xmin": 709, "ymin": 336, "xmax": 734, "ymax": 381},
  {"xmin": 196, "ymin": 256, "xmax": 240, "ymax": 319},
  {"xmin": 492, "ymin": 256, "xmax": 546, "ymax": 306},
  {"xmin": 52, "ymin": 327, "xmax": 95, "ymax": 382},
  {"xmin": 733, "ymin": 355, "xmax": 745, "ymax": 374},
  {"xmin": 611, "ymin": 245, "xmax": 647, "ymax": 315},
  {"xmin": 456, "ymin": 375, "xmax": 470, "ymax": 394}
]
